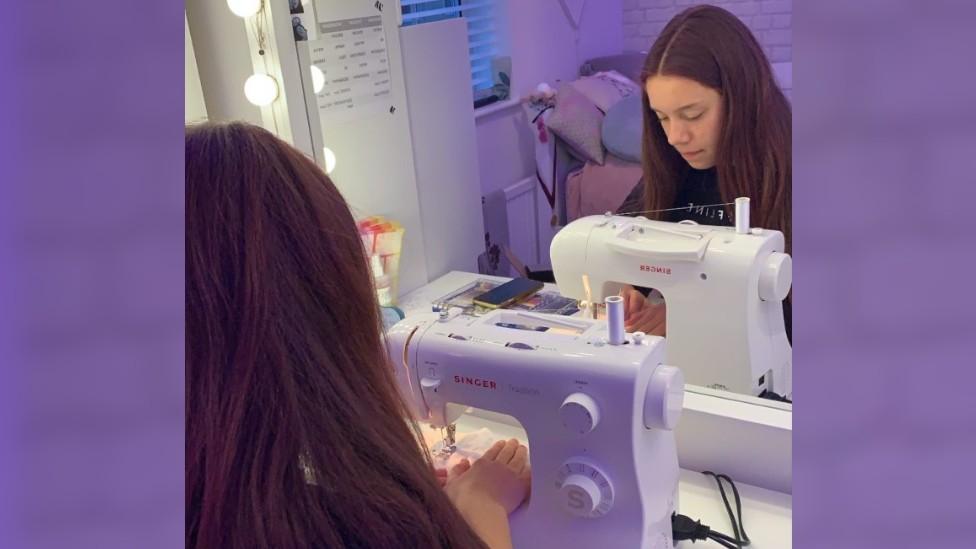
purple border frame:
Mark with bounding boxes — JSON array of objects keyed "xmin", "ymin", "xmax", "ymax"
[
  {"xmin": 2, "ymin": 1, "xmax": 976, "ymax": 547},
  {"xmin": 1, "ymin": 2, "xmax": 184, "ymax": 547},
  {"xmin": 794, "ymin": 1, "xmax": 976, "ymax": 547}
]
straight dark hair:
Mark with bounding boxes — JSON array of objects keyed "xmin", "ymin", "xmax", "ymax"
[
  {"xmin": 185, "ymin": 122, "xmax": 487, "ymax": 548},
  {"xmin": 640, "ymin": 4, "xmax": 791, "ymax": 253}
]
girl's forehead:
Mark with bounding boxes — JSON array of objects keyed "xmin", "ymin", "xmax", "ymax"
[{"xmin": 645, "ymin": 76, "xmax": 717, "ymax": 111}]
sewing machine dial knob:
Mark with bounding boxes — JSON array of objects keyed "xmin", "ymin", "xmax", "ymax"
[
  {"xmin": 559, "ymin": 392, "xmax": 600, "ymax": 435},
  {"xmin": 759, "ymin": 252, "xmax": 792, "ymax": 302},
  {"xmin": 555, "ymin": 461, "xmax": 614, "ymax": 518}
]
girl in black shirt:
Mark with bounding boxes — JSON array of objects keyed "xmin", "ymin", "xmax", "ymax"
[{"xmin": 618, "ymin": 5, "xmax": 792, "ymax": 340}]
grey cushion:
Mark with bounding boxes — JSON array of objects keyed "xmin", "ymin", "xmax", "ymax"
[
  {"xmin": 601, "ymin": 94, "xmax": 643, "ymax": 164},
  {"xmin": 579, "ymin": 53, "xmax": 646, "ymax": 84}
]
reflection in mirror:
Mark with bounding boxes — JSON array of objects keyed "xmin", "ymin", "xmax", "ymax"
[
  {"xmin": 186, "ymin": 0, "xmax": 792, "ymax": 410},
  {"xmin": 550, "ymin": 211, "xmax": 792, "ymax": 409},
  {"xmin": 573, "ymin": 280, "xmax": 791, "ymax": 412},
  {"xmin": 684, "ymin": 384, "xmax": 792, "ymax": 412}
]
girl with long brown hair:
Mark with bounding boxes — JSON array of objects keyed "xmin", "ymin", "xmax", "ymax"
[
  {"xmin": 186, "ymin": 122, "xmax": 530, "ymax": 548},
  {"xmin": 617, "ymin": 4, "xmax": 792, "ymax": 338}
]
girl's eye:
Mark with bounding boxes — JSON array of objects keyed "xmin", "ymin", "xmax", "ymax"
[{"xmin": 684, "ymin": 113, "xmax": 703, "ymax": 121}]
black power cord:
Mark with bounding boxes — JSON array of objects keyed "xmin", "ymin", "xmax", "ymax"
[
  {"xmin": 757, "ymin": 389, "xmax": 792, "ymax": 403},
  {"xmin": 703, "ymin": 471, "xmax": 751, "ymax": 547},
  {"xmin": 671, "ymin": 471, "xmax": 751, "ymax": 547},
  {"xmin": 672, "ymin": 514, "xmax": 733, "ymax": 548}
]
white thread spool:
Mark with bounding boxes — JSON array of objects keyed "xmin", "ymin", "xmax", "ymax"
[
  {"xmin": 735, "ymin": 197, "xmax": 751, "ymax": 234},
  {"xmin": 606, "ymin": 296, "xmax": 625, "ymax": 345}
]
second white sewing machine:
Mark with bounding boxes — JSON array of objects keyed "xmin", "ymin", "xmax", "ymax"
[
  {"xmin": 386, "ymin": 307, "xmax": 685, "ymax": 549},
  {"xmin": 550, "ymin": 198, "xmax": 793, "ymax": 398}
]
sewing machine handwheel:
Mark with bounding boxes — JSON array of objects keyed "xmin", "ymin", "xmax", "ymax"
[
  {"xmin": 643, "ymin": 365, "xmax": 684, "ymax": 431},
  {"xmin": 759, "ymin": 252, "xmax": 792, "ymax": 302}
]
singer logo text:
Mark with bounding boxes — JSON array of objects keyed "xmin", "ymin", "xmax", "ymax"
[
  {"xmin": 454, "ymin": 376, "xmax": 497, "ymax": 390},
  {"xmin": 639, "ymin": 264, "xmax": 672, "ymax": 275}
]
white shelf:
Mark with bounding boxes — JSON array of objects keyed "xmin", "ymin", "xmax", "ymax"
[{"xmin": 473, "ymin": 97, "xmax": 521, "ymax": 119}]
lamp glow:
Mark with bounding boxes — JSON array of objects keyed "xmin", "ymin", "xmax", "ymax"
[
  {"xmin": 227, "ymin": 0, "xmax": 262, "ymax": 17},
  {"xmin": 323, "ymin": 146, "xmax": 337, "ymax": 174},
  {"xmin": 244, "ymin": 73, "xmax": 279, "ymax": 106},
  {"xmin": 311, "ymin": 65, "xmax": 325, "ymax": 94}
]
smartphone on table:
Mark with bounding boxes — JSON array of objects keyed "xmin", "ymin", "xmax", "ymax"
[{"xmin": 472, "ymin": 278, "xmax": 545, "ymax": 309}]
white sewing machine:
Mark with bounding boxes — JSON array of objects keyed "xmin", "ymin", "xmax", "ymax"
[
  {"xmin": 550, "ymin": 198, "xmax": 792, "ymax": 398},
  {"xmin": 386, "ymin": 307, "xmax": 685, "ymax": 549}
]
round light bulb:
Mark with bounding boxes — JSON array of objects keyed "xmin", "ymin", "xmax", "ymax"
[
  {"xmin": 310, "ymin": 65, "xmax": 325, "ymax": 94},
  {"xmin": 227, "ymin": 0, "xmax": 262, "ymax": 18},
  {"xmin": 244, "ymin": 73, "xmax": 279, "ymax": 106},
  {"xmin": 322, "ymin": 146, "xmax": 337, "ymax": 174}
]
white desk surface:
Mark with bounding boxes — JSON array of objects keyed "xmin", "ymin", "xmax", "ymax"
[{"xmin": 400, "ymin": 271, "xmax": 793, "ymax": 548}]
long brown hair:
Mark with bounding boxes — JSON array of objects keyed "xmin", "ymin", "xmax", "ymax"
[
  {"xmin": 185, "ymin": 122, "xmax": 487, "ymax": 548},
  {"xmin": 640, "ymin": 4, "xmax": 791, "ymax": 253}
]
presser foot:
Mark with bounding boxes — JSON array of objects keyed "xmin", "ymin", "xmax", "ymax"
[{"xmin": 430, "ymin": 424, "xmax": 458, "ymax": 462}]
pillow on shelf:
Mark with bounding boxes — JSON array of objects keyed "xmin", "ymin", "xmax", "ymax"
[
  {"xmin": 545, "ymin": 84, "xmax": 606, "ymax": 165},
  {"xmin": 602, "ymin": 94, "xmax": 643, "ymax": 164},
  {"xmin": 571, "ymin": 70, "xmax": 641, "ymax": 113},
  {"xmin": 579, "ymin": 53, "xmax": 646, "ymax": 84}
]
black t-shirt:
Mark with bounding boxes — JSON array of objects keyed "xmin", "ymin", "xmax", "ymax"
[
  {"xmin": 618, "ymin": 168, "xmax": 730, "ymax": 224},
  {"xmin": 617, "ymin": 168, "xmax": 792, "ymax": 343}
]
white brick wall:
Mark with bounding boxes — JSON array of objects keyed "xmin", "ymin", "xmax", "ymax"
[{"xmin": 622, "ymin": 0, "xmax": 792, "ymax": 63}]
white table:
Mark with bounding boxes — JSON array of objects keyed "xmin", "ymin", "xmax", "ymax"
[{"xmin": 399, "ymin": 271, "xmax": 793, "ymax": 548}]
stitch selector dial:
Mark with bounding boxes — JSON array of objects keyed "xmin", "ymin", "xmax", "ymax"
[{"xmin": 555, "ymin": 460, "xmax": 614, "ymax": 518}]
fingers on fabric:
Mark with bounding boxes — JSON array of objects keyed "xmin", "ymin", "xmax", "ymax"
[
  {"xmin": 622, "ymin": 288, "xmax": 645, "ymax": 319},
  {"xmin": 481, "ymin": 439, "xmax": 506, "ymax": 461},
  {"xmin": 495, "ymin": 438, "xmax": 519, "ymax": 464},
  {"xmin": 448, "ymin": 458, "xmax": 471, "ymax": 480},
  {"xmin": 509, "ymin": 444, "xmax": 529, "ymax": 473},
  {"xmin": 625, "ymin": 303, "xmax": 666, "ymax": 334}
]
